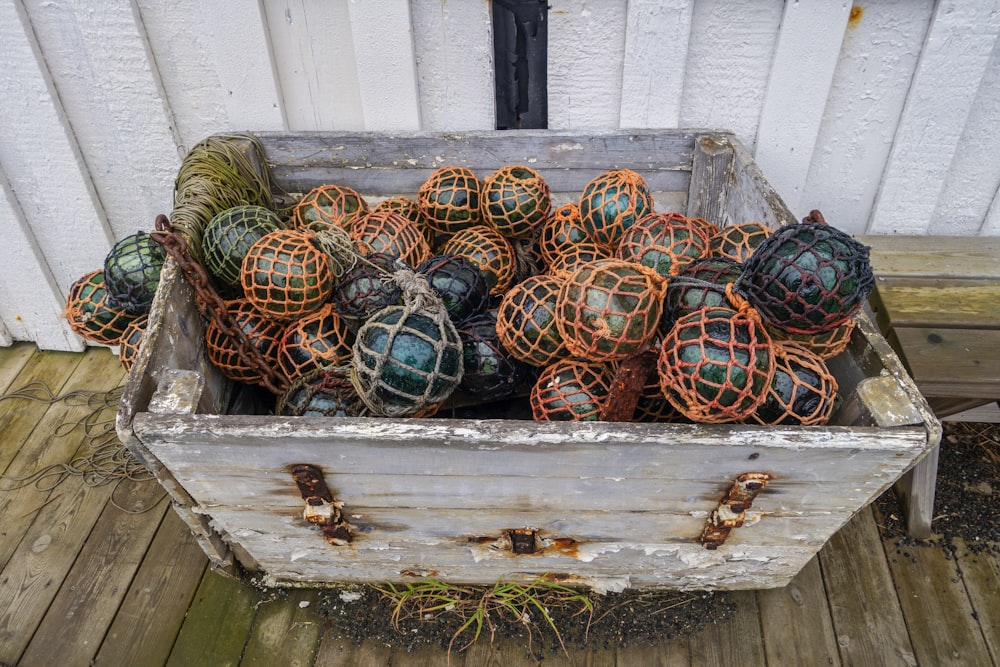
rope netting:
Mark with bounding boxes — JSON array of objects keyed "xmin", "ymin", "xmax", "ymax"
[
  {"xmin": 103, "ymin": 232, "xmax": 166, "ymax": 315},
  {"xmin": 658, "ymin": 294, "xmax": 775, "ymax": 423},
  {"xmin": 371, "ymin": 196, "xmax": 435, "ymax": 246},
  {"xmin": 746, "ymin": 342, "xmax": 839, "ymax": 426},
  {"xmin": 292, "ymin": 183, "xmax": 369, "ymax": 232},
  {"xmin": 556, "ymin": 258, "xmax": 667, "ymax": 362},
  {"xmin": 417, "ymin": 166, "xmax": 484, "ymax": 234},
  {"xmin": 118, "ymin": 315, "xmax": 148, "ymax": 372},
  {"xmin": 351, "ymin": 269, "xmax": 464, "ymax": 417},
  {"xmin": 240, "ymin": 229, "xmax": 335, "ymax": 319},
  {"xmin": 736, "ymin": 221, "xmax": 874, "ymax": 334},
  {"xmin": 530, "ymin": 359, "xmax": 615, "ymax": 422},
  {"xmin": 538, "ymin": 202, "xmax": 591, "ymax": 265},
  {"xmin": 350, "ymin": 210, "xmax": 431, "ymax": 269},
  {"xmin": 709, "ymin": 221, "xmax": 772, "ymax": 262},
  {"xmin": 276, "ymin": 366, "xmax": 369, "ymax": 417},
  {"xmin": 616, "ymin": 212, "xmax": 711, "ymax": 278},
  {"xmin": 63, "ymin": 269, "xmax": 139, "ymax": 346},
  {"xmin": 171, "ymin": 134, "xmax": 277, "ymax": 262},
  {"xmin": 546, "ymin": 242, "xmax": 612, "ymax": 279},
  {"xmin": 481, "ymin": 165, "xmax": 552, "ymax": 239},
  {"xmin": 578, "ymin": 168, "xmax": 654, "ymax": 250},
  {"xmin": 417, "ymin": 254, "xmax": 491, "ymax": 326},
  {"xmin": 202, "ymin": 205, "xmax": 284, "ymax": 293},
  {"xmin": 440, "ymin": 225, "xmax": 516, "ymax": 296},
  {"xmin": 496, "ymin": 274, "xmax": 569, "ymax": 367},
  {"xmin": 204, "ymin": 299, "xmax": 286, "ymax": 386},
  {"xmin": 0, "ymin": 382, "xmax": 161, "ymax": 513},
  {"xmin": 278, "ymin": 303, "xmax": 355, "ymax": 382}
]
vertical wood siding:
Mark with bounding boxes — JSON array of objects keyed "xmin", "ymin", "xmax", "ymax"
[{"xmin": 2, "ymin": 0, "xmax": 999, "ymax": 349}]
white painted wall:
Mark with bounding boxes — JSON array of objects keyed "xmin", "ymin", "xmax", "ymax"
[{"xmin": 2, "ymin": 0, "xmax": 998, "ymax": 350}]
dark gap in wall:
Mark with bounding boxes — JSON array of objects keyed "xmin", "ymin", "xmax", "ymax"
[{"xmin": 493, "ymin": 0, "xmax": 548, "ymax": 129}]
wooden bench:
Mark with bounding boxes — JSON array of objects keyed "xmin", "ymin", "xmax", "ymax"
[{"xmin": 861, "ymin": 235, "xmax": 1000, "ymax": 538}]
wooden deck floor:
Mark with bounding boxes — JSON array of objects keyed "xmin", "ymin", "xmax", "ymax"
[{"xmin": 1, "ymin": 343, "xmax": 997, "ymax": 666}]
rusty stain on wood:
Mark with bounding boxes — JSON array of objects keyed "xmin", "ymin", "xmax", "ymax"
[
  {"xmin": 700, "ymin": 472, "xmax": 772, "ymax": 549},
  {"xmin": 291, "ymin": 464, "xmax": 352, "ymax": 546}
]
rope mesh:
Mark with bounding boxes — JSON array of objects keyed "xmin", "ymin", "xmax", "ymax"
[
  {"xmin": 63, "ymin": 270, "xmax": 139, "ymax": 346},
  {"xmin": 579, "ymin": 169, "xmax": 654, "ymax": 250},
  {"xmin": 481, "ymin": 165, "xmax": 552, "ymax": 239},
  {"xmin": 292, "ymin": 183, "xmax": 369, "ymax": 232},
  {"xmin": 496, "ymin": 274, "xmax": 568, "ymax": 367}
]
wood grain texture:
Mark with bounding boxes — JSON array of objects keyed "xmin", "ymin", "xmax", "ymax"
[
  {"xmin": 314, "ymin": 636, "xmax": 393, "ymax": 667},
  {"xmin": 0, "ymin": 343, "xmax": 36, "ymax": 391},
  {"xmin": 754, "ymin": 0, "xmax": 851, "ymax": 217},
  {"xmin": 687, "ymin": 590, "xmax": 766, "ymax": 665},
  {"xmin": 883, "ymin": 533, "xmax": 994, "ymax": 666},
  {"xmin": 686, "ymin": 134, "xmax": 734, "ymax": 226},
  {"xmin": 954, "ymin": 540, "xmax": 1000, "ymax": 664},
  {"xmin": 868, "ymin": 1, "xmax": 1000, "ymax": 234},
  {"xmin": 166, "ymin": 569, "xmax": 264, "ymax": 667},
  {"xmin": 757, "ymin": 556, "xmax": 840, "ymax": 666},
  {"xmin": 862, "ymin": 235, "xmax": 1000, "ymax": 279},
  {"xmin": 241, "ymin": 588, "xmax": 324, "ymax": 666},
  {"xmin": 892, "ymin": 327, "xmax": 1000, "ymax": 397},
  {"xmin": 92, "ymin": 507, "xmax": 209, "ymax": 666},
  {"xmin": 819, "ymin": 507, "xmax": 915, "ymax": 666},
  {"xmin": 873, "ymin": 280, "xmax": 1000, "ymax": 329},
  {"xmin": 17, "ymin": 481, "xmax": 168, "ymax": 667}
]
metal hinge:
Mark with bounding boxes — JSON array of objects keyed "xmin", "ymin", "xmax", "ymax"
[
  {"xmin": 291, "ymin": 464, "xmax": 352, "ymax": 546},
  {"xmin": 700, "ymin": 472, "xmax": 772, "ymax": 549}
]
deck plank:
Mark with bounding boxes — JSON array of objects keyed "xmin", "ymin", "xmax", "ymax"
[
  {"xmin": 954, "ymin": 540, "xmax": 1000, "ymax": 664},
  {"xmin": 17, "ymin": 480, "xmax": 168, "ymax": 667},
  {"xmin": 92, "ymin": 507, "xmax": 209, "ymax": 666},
  {"xmin": 687, "ymin": 590, "xmax": 765, "ymax": 665},
  {"xmin": 0, "ymin": 348, "xmax": 86, "ymax": 477},
  {"xmin": 241, "ymin": 587, "xmax": 324, "ymax": 666},
  {"xmin": 166, "ymin": 569, "xmax": 264, "ymax": 666},
  {"xmin": 0, "ymin": 347, "xmax": 124, "ymax": 569},
  {"xmin": 757, "ymin": 556, "xmax": 840, "ymax": 665},
  {"xmin": 0, "ymin": 342, "xmax": 36, "ymax": 391},
  {"xmin": 314, "ymin": 636, "xmax": 394, "ymax": 666},
  {"xmin": 883, "ymin": 535, "xmax": 994, "ymax": 666},
  {"xmin": 818, "ymin": 507, "xmax": 916, "ymax": 666}
]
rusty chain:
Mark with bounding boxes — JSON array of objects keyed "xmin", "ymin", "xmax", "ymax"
[{"xmin": 151, "ymin": 214, "xmax": 288, "ymax": 396}]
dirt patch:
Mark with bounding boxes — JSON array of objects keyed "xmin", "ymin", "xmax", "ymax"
[
  {"xmin": 311, "ymin": 584, "xmax": 734, "ymax": 656},
  {"xmin": 875, "ymin": 421, "xmax": 1000, "ymax": 556}
]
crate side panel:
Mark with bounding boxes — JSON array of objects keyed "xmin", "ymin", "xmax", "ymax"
[
  {"xmin": 203, "ymin": 508, "xmax": 825, "ymax": 591},
  {"xmin": 725, "ymin": 137, "xmax": 799, "ymax": 229},
  {"xmin": 255, "ymin": 131, "xmax": 698, "ymax": 195}
]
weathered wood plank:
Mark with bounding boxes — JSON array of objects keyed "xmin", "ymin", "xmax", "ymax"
[
  {"xmin": 241, "ymin": 588, "xmax": 324, "ymax": 666},
  {"xmin": 0, "ymin": 342, "xmax": 36, "ymax": 391},
  {"xmin": 93, "ymin": 507, "xmax": 209, "ymax": 666},
  {"xmin": 166, "ymin": 569, "xmax": 264, "ymax": 667},
  {"xmin": 256, "ymin": 130, "xmax": 697, "ymax": 196},
  {"xmin": 687, "ymin": 590, "xmax": 766, "ymax": 665},
  {"xmin": 862, "ymin": 235, "xmax": 1000, "ymax": 279},
  {"xmin": 17, "ymin": 480, "xmax": 168, "ymax": 667},
  {"xmin": 954, "ymin": 540, "xmax": 1000, "ymax": 664},
  {"xmin": 314, "ymin": 636, "xmax": 393, "ymax": 667},
  {"xmin": 686, "ymin": 134, "xmax": 734, "ymax": 226},
  {"xmin": 0, "ymin": 348, "xmax": 122, "ymax": 568},
  {"xmin": 616, "ymin": 640, "xmax": 691, "ymax": 666},
  {"xmin": 754, "ymin": 0, "xmax": 850, "ymax": 216},
  {"xmin": 757, "ymin": 556, "xmax": 840, "ymax": 665},
  {"xmin": 0, "ymin": 478, "xmax": 117, "ymax": 664},
  {"xmin": 892, "ymin": 327, "xmax": 1000, "ymax": 398},
  {"xmin": 727, "ymin": 137, "xmax": 798, "ymax": 230},
  {"xmin": 818, "ymin": 507, "xmax": 915, "ymax": 666},
  {"xmin": 619, "ymin": 0, "xmax": 693, "ymax": 129},
  {"xmin": 872, "ymin": 279, "xmax": 1000, "ymax": 330},
  {"xmin": 868, "ymin": 1, "xmax": 1000, "ymax": 234},
  {"xmin": 882, "ymin": 536, "xmax": 994, "ymax": 666}
]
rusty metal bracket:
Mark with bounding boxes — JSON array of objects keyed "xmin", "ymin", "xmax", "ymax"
[
  {"xmin": 699, "ymin": 472, "xmax": 772, "ymax": 549},
  {"xmin": 291, "ymin": 464, "xmax": 352, "ymax": 546}
]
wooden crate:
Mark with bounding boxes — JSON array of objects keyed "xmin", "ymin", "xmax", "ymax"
[{"xmin": 117, "ymin": 130, "xmax": 939, "ymax": 591}]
